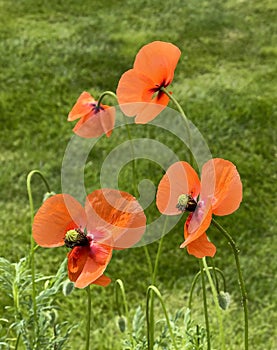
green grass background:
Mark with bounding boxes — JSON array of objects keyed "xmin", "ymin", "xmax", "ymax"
[{"xmin": 0, "ymin": 0, "xmax": 276, "ymax": 348}]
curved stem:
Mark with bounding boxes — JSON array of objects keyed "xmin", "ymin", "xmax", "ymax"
[
  {"xmin": 188, "ymin": 267, "xmax": 227, "ymax": 309},
  {"xmin": 202, "ymin": 257, "xmax": 225, "ymax": 350},
  {"xmin": 146, "ymin": 285, "xmax": 178, "ymax": 350},
  {"xmin": 85, "ymin": 285, "xmax": 92, "ymax": 350},
  {"xmin": 212, "ymin": 218, "xmax": 248, "ymax": 350},
  {"xmin": 114, "ymin": 279, "xmax": 129, "ymax": 320},
  {"xmin": 97, "ymin": 90, "xmax": 118, "ymax": 106},
  {"xmin": 210, "ymin": 257, "xmax": 220, "ymax": 293},
  {"xmin": 27, "ymin": 170, "xmax": 51, "ymax": 229},
  {"xmin": 199, "ymin": 260, "xmax": 211, "ymax": 350},
  {"xmin": 114, "ymin": 279, "xmax": 134, "ymax": 346},
  {"xmin": 26, "ymin": 170, "xmax": 51, "ymax": 333},
  {"xmin": 160, "ymin": 87, "xmax": 193, "ymax": 165}
]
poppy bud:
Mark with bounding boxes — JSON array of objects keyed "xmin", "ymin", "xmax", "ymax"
[
  {"xmin": 176, "ymin": 194, "xmax": 197, "ymax": 212},
  {"xmin": 62, "ymin": 279, "xmax": 75, "ymax": 296},
  {"xmin": 116, "ymin": 316, "xmax": 127, "ymax": 333},
  {"xmin": 218, "ymin": 291, "xmax": 231, "ymax": 310},
  {"xmin": 48, "ymin": 309, "xmax": 59, "ymax": 327}
]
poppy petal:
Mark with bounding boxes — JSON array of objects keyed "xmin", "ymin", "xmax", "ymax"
[
  {"xmin": 68, "ymin": 91, "xmax": 96, "ymax": 121},
  {"xmin": 180, "ymin": 202, "xmax": 213, "ymax": 247},
  {"xmin": 134, "ymin": 41, "xmax": 181, "ymax": 87},
  {"xmin": 117, "ymin": 69, "xmax": 154, "ymax": 106},
  {"xmin": 92, "ymin": 274, "xmax": 111, "ymax": 287},
  {"xmin": 67, "ymin": 246, "xmax": 89, "ymax": 282},
  {"xmin": 201, "ymin": 158, "xmax": 243, "ymax": 216},
  {"xmin": 33, "ymin": 194, "xmax": 86, "ymax": 247},
  {"xmin": 73, "ymin": 242, "xmax": 112, "ymax": 289},
  {"xmin": 135, "ymin": 93, "xmax": 169, "ymax": 124},
  {"xmin": 85, "ymin": 189, "xmax": 146, "ymax": 249},
  {"xmin": 117, "ymin": 70, "xmax": 168, "ymax": 123},
  {"xmin": 156, "ymin": 162, "xmax": 201, "ymax": 215},
  {"xmin": 73, "ymin": 105, "xmax": 115, "ymax": 138},
  {"xmin": 184, "ymin": 233, "xmax": 216, "ymax": 258}
]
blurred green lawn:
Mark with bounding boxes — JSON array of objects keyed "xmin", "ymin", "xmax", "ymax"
[{"xmin": 0, "ymin": 0, "xmax": 276, "ymax": 348}]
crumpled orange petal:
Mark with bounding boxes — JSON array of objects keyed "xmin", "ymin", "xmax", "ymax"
[
  {"xmin": 180, "ymin": 203, "xmax": 213, "ymax": 247},
  {"xmin": 156, "ymin": 161, "xmax": 201, "ymax": 215},
  {"xmin": 185, "ymin": 232, "xmax": 216, "ymax": 258},
  {"xmin": 68, "ymin": 91, "xmax": 115, "ymax": 138},
  {"xmin": 85, "ymin": 189, "xmax": 146, "ymax": 249},
  {"xmin": 68, "ymin": 91, "xmax": 96, "ymax": 121},
  {"xmin": 32, "ymin": 194, "xmax": 86, "ymax": 247},
  {"xmin": 67, "ymin": 246, "xmax": 89, "ymax": 282},
  {"xmin": 201, "ymin": 158, "xmax": 242, "ymax": 216},
  {"xmin": 92, "ymin": 274, "xmax": 111, "ymax": 287},
  {"xmin": 73, "ymin": 105, "xmax": 115, "ymax": 138},
  {"xmin": 68, "ymin": 242, "xmax": 112, "ymax": 289}
]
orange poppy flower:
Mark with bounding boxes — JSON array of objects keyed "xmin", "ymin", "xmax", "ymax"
[
  {"xmin": 116, "ymin": 41, "xmax": 181, "ymax": 124},
  {"xmin": 68, "ymin": 91, "xmax": 115, "ymax": 138},
  {"xmin": 156, "ymin": 159, "xmax": 242, "ymax": 258},
  {"xmin": 33, "ymin": 189, "xmax": 146, "ymax": 288}
]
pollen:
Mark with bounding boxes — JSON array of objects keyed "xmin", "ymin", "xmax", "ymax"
[
  {"xmin": 176, "ymin": 194, "xmax": 197, "ymax": 212},
  {"xmin": 64, "ymin": 228, "xmax": 89, "ymax": 249}
]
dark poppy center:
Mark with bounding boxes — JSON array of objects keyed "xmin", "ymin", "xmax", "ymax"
[
  {"xmin": 153, "ymin": 80, "xmax": 167, "ymax": 92},
  {"xmin": 90, "ymin": 103, "xmax": 104, "ymax": 113},
  {"xmin": 176, "ymin": 194, "xmax": 197, "ymax": 213},
  {"xmin": 64, "ymin": 228, "xmax": 89, "ymax": 249}
]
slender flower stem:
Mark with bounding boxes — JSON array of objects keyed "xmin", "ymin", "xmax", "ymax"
[
  {"xmin": 160, "ymin": 87, "xmax": 193, "ymax": 165},
  {"xmin": 146, "ymin": 286, "xmax": 178, "ymax": 350},
  {"xmin": 97, "ymin": 90, "xmax": 118, "ymax": 106},
  {"xmin": 85, "ymin": 285, "xmax": 92, "ymax": 350},
  {"xmin": 212, "ymin": 218, "xmax": 248, "ymax": 350},
  {"xmin": 188, "ymin": 267, "xmax": 226, "ymax": 309},
  {"xmin": 98, "ymin": 88, "xmax": 153, "ymax": 280},
  {"xmin": 143, "ymin": 245, "xmax": 153, "ymax": 277},
  {"xmin": 14, "ymin": 332, "xmax": 21, "ymax": 350},
  {"xmin": 149, "ymin": 217, "xmax": 168, "ymax": 347},
  {"xmin": 210, "ymin": 257, "xmax": 220, "ymax": 293},
  {"xmin": 152, "ymin": 237, "xmax": 164, "ymax": 285},
  {"xmin": 199, "ymin": 260, "xmax": 211, "ymax": 350},
  {"xmin": 152, "ymin": 217, "xmax": 168, "ymax": 285},
  {"xmin": 202, "ymin": 257, "xmax": 225, "ymax": 350},
  {"xmin": 26, "ymin": 170, "xmax": 51, "ymax": 333},
  {"xmin": 124, "ymin": 115, "xmax": 154, "ymax": 280},
  {"xmin": 124, "ymin": 120, "xmax": 138, "ymax": 197}
]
